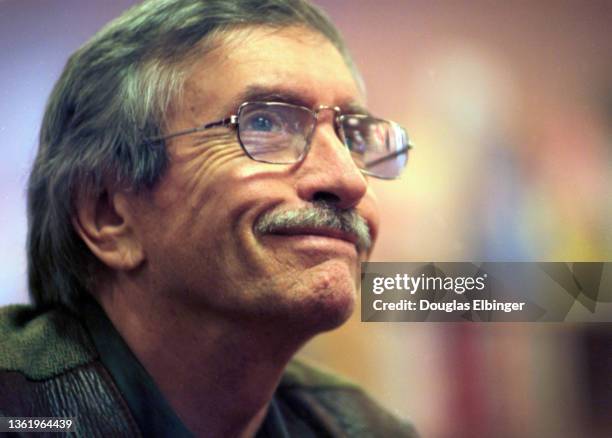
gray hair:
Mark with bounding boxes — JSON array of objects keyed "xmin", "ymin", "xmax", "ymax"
[{"xmin": 27, "ymin": 0, "xmax": 360, "ymax": 312}]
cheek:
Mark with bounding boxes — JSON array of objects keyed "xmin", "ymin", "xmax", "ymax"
[
  {"xmin": 149, "ymin": 148, "xmax": 293, "ymax": 253},
  {"xmin": 359, "ymin": 186, "xmax": 381, "ymax": 243}
]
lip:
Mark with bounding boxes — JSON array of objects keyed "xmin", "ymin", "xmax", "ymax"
[{"xmin": 269, "ymin": 226, "xmax": 359, "ymax": 247}]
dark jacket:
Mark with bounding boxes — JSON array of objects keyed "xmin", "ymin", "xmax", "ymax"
[{"xmin": 0, "ymin": 304, "xmax": 417, "ymax": 437}]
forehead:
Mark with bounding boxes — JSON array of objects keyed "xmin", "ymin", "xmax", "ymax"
[{"xmin": 178, "ymin": 25, "xmax": 364, "ymax": 121}]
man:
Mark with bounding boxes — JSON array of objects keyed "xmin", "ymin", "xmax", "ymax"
[{"xmin": 0, "ymin": 0, "xmax": 415, "ymax": 436}]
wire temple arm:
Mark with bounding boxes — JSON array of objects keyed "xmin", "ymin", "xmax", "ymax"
[
  {"xmin": 364, "ymin": 143, "xmax": 414, "ymax": 168},
  {"xmin": 145, "ymin": 116, "xmax": 237, "ymax": 144}
]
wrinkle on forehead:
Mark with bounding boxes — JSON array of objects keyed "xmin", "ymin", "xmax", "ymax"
[
  {"xmin": 164, "ymin": 24, "xmax": 365, "ymax": 150},
  {"xmin": 223, "ymin": 25, "xmax": 365, "ymax": 98},
  {"xmin": 202, "ymin": 24, "xmax": 349, "ymax": 71}
]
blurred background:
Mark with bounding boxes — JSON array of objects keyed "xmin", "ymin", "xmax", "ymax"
[{"xmin": 0, "ymin": 1, "xmax": 610, "ymax": 437}]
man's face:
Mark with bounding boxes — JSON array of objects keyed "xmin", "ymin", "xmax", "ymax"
[{"xmin": 131, "ymin": 26, "xmax": 380, "ymax": 332}]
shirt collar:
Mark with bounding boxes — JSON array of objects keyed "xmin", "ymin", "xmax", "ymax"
[{"xmin": 79, "ymin": 296, "xmax": 289, "ymax": 438}]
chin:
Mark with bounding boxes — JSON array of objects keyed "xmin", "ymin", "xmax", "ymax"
[{"xmin": 289, "ymin": 260, "xmax": 358, "ymax": 333}]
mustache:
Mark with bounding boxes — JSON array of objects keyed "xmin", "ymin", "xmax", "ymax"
[{"xmin": 253, "ymin": 201, "xmax": 372, "ymax": 252}]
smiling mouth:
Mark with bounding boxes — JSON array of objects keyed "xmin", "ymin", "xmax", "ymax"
[{"xmin": 268, "ymin": 226, "xmax": 359, "ymax": 247}]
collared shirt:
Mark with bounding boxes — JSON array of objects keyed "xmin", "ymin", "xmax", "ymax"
[{"xmin": 80, "ymin": 298, "xmax": 289, "ymax": 438}]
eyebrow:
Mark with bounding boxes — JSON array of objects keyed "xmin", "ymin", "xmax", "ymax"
[{"xmin": 223, "ymin": 85, "xmax": 370, "ymax": 117}]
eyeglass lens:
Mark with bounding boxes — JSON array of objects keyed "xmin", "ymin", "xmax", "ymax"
[
  {"xmin": 339, "ymin": 115, "xmax": 408, "ymax": 179},
  {"xmin": 237, "ymin": 102, "xmax": 409, "ymax": 178},
  {"xmin": 237, "ymin": 102, "xmax": 314, "ymax": 164}
]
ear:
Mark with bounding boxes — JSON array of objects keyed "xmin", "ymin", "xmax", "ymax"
[{"xmin": 72, "ymin": 188, "xmax": 145, "ymax": 271}]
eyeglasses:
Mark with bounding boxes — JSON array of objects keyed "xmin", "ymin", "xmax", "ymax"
[{"xmin": 151, "ymin": 101, "xmax": 413, "ymax": 179}]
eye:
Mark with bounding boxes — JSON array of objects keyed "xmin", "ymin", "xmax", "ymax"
[
  {"xmin": 342, "ymin": 116, "xmax": 368, "ymax": 153},
  {"xmin": 244, "ymin": 112, "xmax": 283, "ymax": 132},
  {"xmin": 250, "ymin": 115, "xmax": 273, "ymax": 131}
]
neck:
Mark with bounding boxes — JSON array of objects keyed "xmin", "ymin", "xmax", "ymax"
[{"xmin": 95, "ymin": 282, "xmax": 311, "ymax": 437}]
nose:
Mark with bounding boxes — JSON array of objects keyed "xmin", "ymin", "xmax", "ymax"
[{"xmin": 294, "ymin": 110, "xmax": 368, "ymax": 210}]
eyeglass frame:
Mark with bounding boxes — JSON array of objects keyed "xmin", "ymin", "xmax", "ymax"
[{"xmin": 148, "ymin": 101, "xmax": 414, "ymax": 180}]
